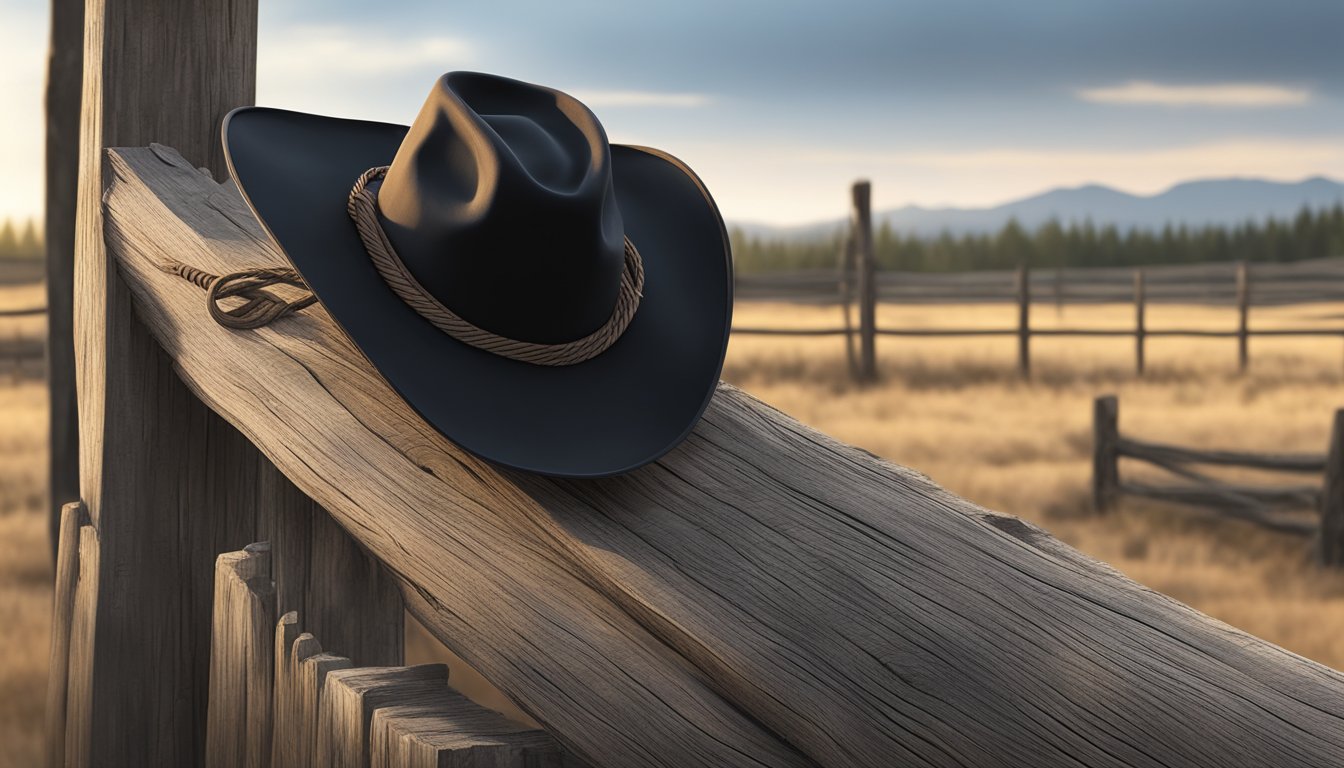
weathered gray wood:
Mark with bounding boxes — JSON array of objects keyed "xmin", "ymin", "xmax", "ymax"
[
  {"xmin": 316, "ymin": 664, "xmax": 450, "ymax": 768},
  {"xmin": 1237, "ymin": 260, "xmax": 1251, "ymax": 372},
  {"xmin": 43, "ymin": 0, "xmax": 83, "ymax": 563},
  {"xmin": 271, "ymin": 612, "xmax": 304, "ymax": 768},
  {"xmin": 207, "ymin": 542, "xmax": 277, "ymax": 768},
  {"xmin": 272, "ymin": 631, "xmax": 325, "ymax": 768},
  {"xmin": 63, "ymin": 513, "xmax": 100, "ymax": 766},
  {"xmin": 1319, "ymin": 410, "xmax": 1344, "ymax": 565},
  {"xmin": 1016, "ymin": 262, "xmax": 1031, "ymax": 377},
  {"xmin": 851, "ymin": 181, "xmax": 876, "ymax": 382},
  {"xmin": 1133, "ymin": 269, "xmax": 1146, "ymax": 376},
  {"xmin": 105, "ymin": 144, "xmax": 1344, "ymax": 768},
  {"xmin": 70, "ymin": 2, "xmax": 260, "ymax": 765},
  {"xmin": 44, "ymin": 501, "xmax": 84, "ymax": 768},
  {"xmin": 299, "ymin": 652, "xmax": 354, "ymax": 765},
  {"xmin": 369, "ymin": 690, "xmax": 566, "ymax": 768},
  {"xmin": 257, "ymin": 461, "xmax": 404, "ymax": 670}
]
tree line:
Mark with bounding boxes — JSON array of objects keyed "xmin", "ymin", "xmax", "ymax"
[
  {"xmin": 729, "ymin": 204, "xmax": 1344, "ymax": 273},
  {"xmin": 0, "ymin": 218, "xmax": 44, "ymax": 260}
]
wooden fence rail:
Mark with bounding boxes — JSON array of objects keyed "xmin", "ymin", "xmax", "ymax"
[
  {"xmin": 1092, "ymin": 395, "xmax": 1344, "ymax": 560},
  {"xmin": 734, "ymin": 186, "xmax": 1344, "ymax": 380}
]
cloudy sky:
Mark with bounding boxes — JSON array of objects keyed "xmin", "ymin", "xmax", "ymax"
[{"xmin": 1, "ymin": 0, "xmax": 1341, "ymax": 225}]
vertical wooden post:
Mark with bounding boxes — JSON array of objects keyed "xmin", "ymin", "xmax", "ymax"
[
  {"xmin": 1319, "ymin": 409, "xmax": 1344, "ymax": 566},
  {"xmin": 206, "ymin": 542, "xmax": 277, "ymax": 768},
  {"xmin": 838, "ymin": 233, "xmax": 858, "ymax": 379},
  {"xmin": 68, "ymin": 3, "xmax": 260, "ymax": 764},
  {"xmin": 1134, "ymin": 270, "xmax": 1146, "ymax": 376},
  {"xmin": 44, "ymin": 0, "xmax": 85, "ymax": 560},
  {"xmin": 1016, "ymin": 264, "xmax": 1031, "ymax": 378},
  {"xmin": 44, "ymin": 501, "xmax": 86, "ymax": 768},
  {"xmin": 851, "ymin": 181, "xmax": 877, "ymax": 382},
  {"xmin": 1093, "ymin": 396, "xmax": 1120, "ymax": 514},
  {"xmin": 1236, "ymin": 261, "xmax": 1250, "ymax": 373}
]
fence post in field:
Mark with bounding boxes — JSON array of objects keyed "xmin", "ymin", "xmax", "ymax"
[
  {"xmin": 1236, "ymin": 260, "xmax": 1250, "ymax": 373},
  {"xmin": 1319, "ymin": 409, "xmax": 1344, "ymax": 566},
  {"xmin": 44, "ymin": 0, "xmax": 84, "ymax": 561},
  {"xmin": 1016, "ymin": 264, "xmax": 1031, "ymax": 378},
  {"xmin": 851, "ymin": 181, "xmax": 877, "ymax": 382},
  {"xmin": 1134, "ymin": 269, "xmax": 1146, "ymax": 376},
  {"xmin": 838, "ymin": 232, "xmax": 858, "ymax": 379},
  {"xmin": 1093, "ymin": 395, "xmax": 1120, "ymax": 513}
]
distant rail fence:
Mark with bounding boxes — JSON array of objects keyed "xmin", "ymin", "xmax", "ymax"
[
  {"xmin": 1092, "ymin": 395, "xmax": 1344, "ymax": 560},
  {"xmin": 733, "ymin": 182, "xmax": 1344, "ymax": 380}
]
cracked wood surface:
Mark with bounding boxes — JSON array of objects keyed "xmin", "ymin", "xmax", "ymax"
[{"xmin": 104, "ymin": 144, "xmax": 1344, "ymax": 768}]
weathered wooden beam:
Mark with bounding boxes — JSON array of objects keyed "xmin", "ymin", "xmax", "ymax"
[
  {"xmin": 206, "ymin": 542, "xmax": 277, "ymax": 768},
  {"xmin": 104, "ymin": 144, "xmax": 1344, "ymax": 767}
]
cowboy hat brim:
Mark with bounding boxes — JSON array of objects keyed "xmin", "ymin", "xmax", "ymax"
[{"xmin": 222, "ymin": 107, "xmax": 731, "ymax": 477}]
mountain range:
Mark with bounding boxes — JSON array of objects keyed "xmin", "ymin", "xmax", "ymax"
[{"xmin": 731, "ymin": 177, "xmax": 1344, "ymax": 240}]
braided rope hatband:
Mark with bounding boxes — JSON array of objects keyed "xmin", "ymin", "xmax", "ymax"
[{"xmin": 348, "ymin": 166, "xmax": 645, "ymax": 366}]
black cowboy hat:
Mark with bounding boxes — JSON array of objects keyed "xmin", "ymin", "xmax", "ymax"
[{"xmin": 223, "ymin": 72, "xmax": 731, "ymax": 477}]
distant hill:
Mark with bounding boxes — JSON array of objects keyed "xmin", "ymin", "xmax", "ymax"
[{"xmin": 732, "ymin": 177, "xmax": 1344, "ymax": 240}]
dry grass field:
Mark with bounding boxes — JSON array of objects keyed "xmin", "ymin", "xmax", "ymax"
[{"xmin": 2, "ymin": 296, "xmax": 1344, "ymax": 766}]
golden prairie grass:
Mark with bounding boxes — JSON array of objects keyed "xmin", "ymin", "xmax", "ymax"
[
  {"xmin": 725, "ymin": 300, "xmax": 1344, "ymax": 667},
  {"xmin": 2, "ymin": 298, "xmax": 1344, "ymax": 767}
]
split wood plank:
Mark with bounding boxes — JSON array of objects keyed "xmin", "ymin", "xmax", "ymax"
[
  {"xmin": 104, "ymin": 144, "xmax": 1344, "ymax": 768},
  {"xmin": 369, "ymin": 690, "xmax": 568, "ymax": 768},
  {"xmin": 206, "ymin": 542, "xmax": 277, "ymax": 768},
  {"xmin": 44, "ymin": 501, "xmax": 85, "ymax": 768},
  {"xmin": 316, "ymin": 664, "xmax": 451, "ymax": 768}
]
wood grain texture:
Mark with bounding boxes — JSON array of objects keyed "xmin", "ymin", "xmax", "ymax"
[
  {"xmin": 71, "ymin": 2, "xmax": 260, "ymax": 764},
  {"xmin": 44, "ymin": 501, "xmax": 85, "ymax": 768},
  {"xmin": 316, "ymin": 664, "xmax": 451, "ymax": 768},
  {"xmin": 271, "ymin": 613, "xmax": 305, "ymax": 768},
  {"xmin": 207, "ymin": 542, "xmax": 277, "ymax": 768},
  {"xmin": 43, "ymin": 0, "xmax": 83, "ymax": 563},
  {"xmin": 368, "ymin": 690, "xmax": 567, "ymax": 768},
  {"xmin": 256, "ymin": 461, "xmax": 404, "ymax": 670},
  {"xmin": 299, "ymin": 652, "xmax": 354, "ymax": 765},
  {"xmin": 104, "ymin": 144, "xmax": 1344, "ymax": 768}
]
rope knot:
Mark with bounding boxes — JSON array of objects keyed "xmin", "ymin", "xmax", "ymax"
[{"xmin": 156, "ymin": 260, "xmax": 317, "ymax": 330}]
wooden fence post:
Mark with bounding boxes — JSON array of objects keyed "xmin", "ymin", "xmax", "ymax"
[
  {"xmin": 1236, "ymin": 260, "xmax": 1250, "ymax": 373},
  {"xmin": 206, "ymin": 542, "xmax": 277, "ymax": 768},
  {"xmin": 1319, "ymin": 409, "xmax": 1344, "ymax": 566},
  {"xmin": 44, "ymin": 0, "xmax": 84, "ymax": 561},
  {"xmin": 838, "ymin": 232, "xmax": 858, "ymax": 379},
  {"xmin": 63, "ymin": 4, "xmax": 404, "ymax": 767},
  {"xmin": 1134, "ymin": 269, "xmax": 1146, "ymax": 376},
  {"xmin": 1093, "ymin": 395, "xmax": 1120, "ymax": 513},
  {"xmin": 851, "ymin": 181, "xmax": 877, "ymax": 382},
  {"xmin": 1016, "ymin": 264, "xmax": 1031, "ymax": 378},
  {"xmin": 44, "ymin": 501, "xmax": 86, "ymax": 768}
]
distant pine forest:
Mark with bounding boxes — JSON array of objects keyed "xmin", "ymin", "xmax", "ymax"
[
  {"xmin": 0, "ymin": 218, "xmax": 44, "ymax": 261},
  {"xmin": 6, "ymin": 207, "xmax": 1344, "ymax": 273},
  {"xmin": 729, "ymin": 204, "xmax": 1344, "ymax": 273}
]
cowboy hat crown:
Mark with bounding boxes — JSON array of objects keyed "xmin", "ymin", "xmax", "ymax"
[{"xmin": 376, "ymin": 72, "xmax": 627, "ymax": 344}]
